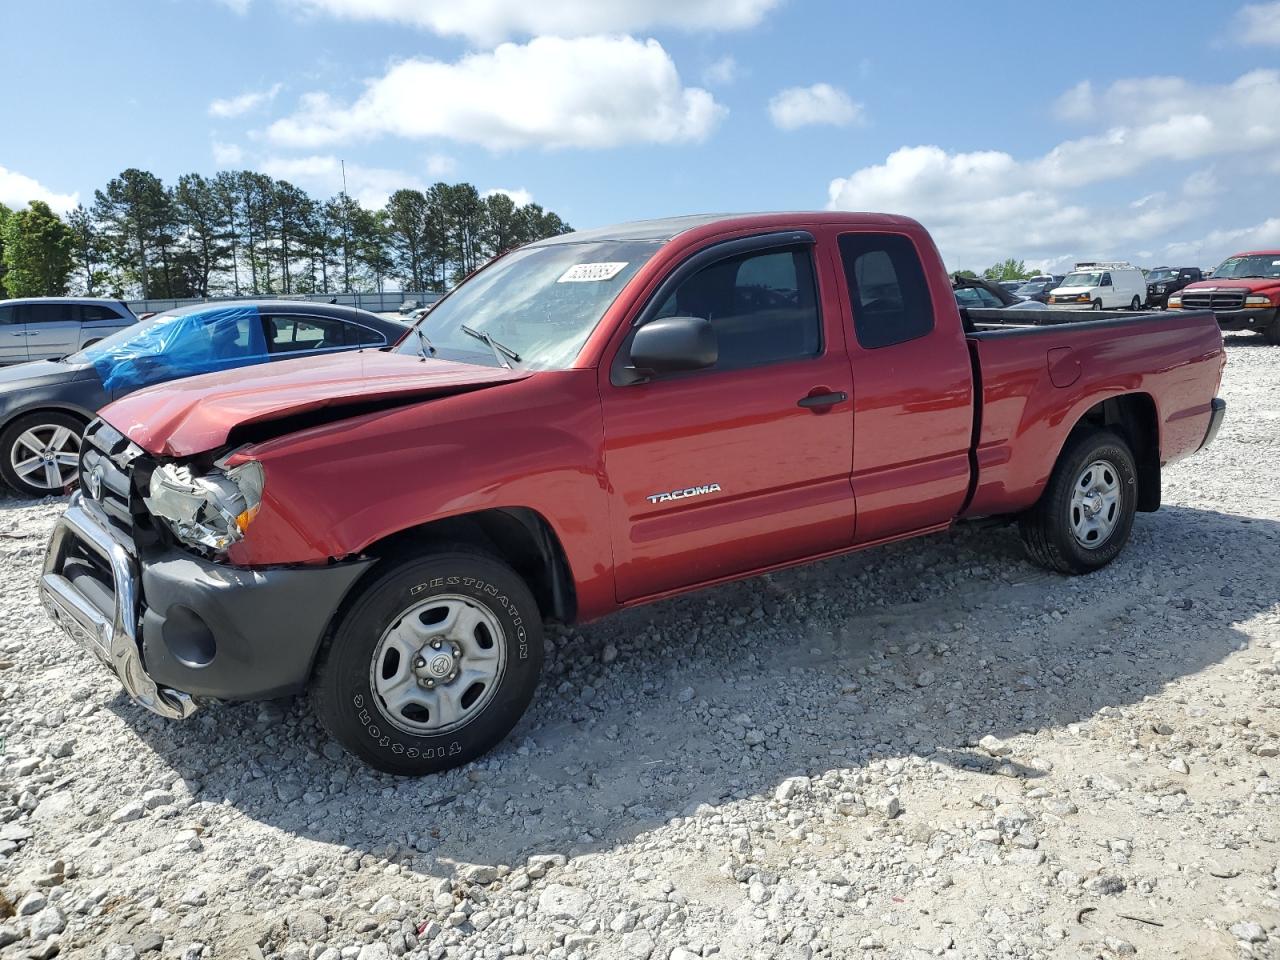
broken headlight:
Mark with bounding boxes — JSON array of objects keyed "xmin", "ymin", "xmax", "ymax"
[{"xmin": 144, "ymin": 458, "xmax": 265, "ymax": 553}]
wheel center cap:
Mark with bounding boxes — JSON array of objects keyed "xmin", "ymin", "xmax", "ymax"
[{"xmin": 423, "ymin": 651, "xmax": 455, "ymax": 678}]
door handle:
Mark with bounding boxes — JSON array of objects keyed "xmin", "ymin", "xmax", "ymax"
[{"xmin": 797, "ymin": 391, "xmax": 848, "ymax": 409}]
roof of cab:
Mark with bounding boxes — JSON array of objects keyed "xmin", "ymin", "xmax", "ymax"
[{"xmin": 528, "ymin": 211, "xmax": 922, "ymax": 247}]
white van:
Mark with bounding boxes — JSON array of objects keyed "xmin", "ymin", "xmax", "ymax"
[{"xmin": 1048, "ymin": 262, "xmax": 1147, "ymax": 311}]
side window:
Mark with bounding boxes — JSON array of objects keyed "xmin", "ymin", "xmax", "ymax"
[
  {"xmin": 80, "ymin": 304, "xmax": 124, "ymax": 322},
  {"xmin": 838, "ymin": 233, "xmax": 934, "ymax": 349},
  {"xmin": 650, "ymin": 245, "xmax": 821, "ymax": 371},
  {"xmin": 18, "ymin": 303, "xmax": 72, "ymax": 324},
  {"xmin": 264, "ymin": 314, "xmax": 351, "ymax": 353},
  {"xmin": 344, "ymin": 322, "xmax": 387, "ymax": 347},
  {"xmin": 954, "ymin": 288, "xmax": 981, "ymax": 307},
  {"xmin": 0, "ymin": 306, "xmax": 14, "ymax": 325},
  {"xmin": 978, "ymin": 289, "xmax": 1004, "ymax": 308},
  {"xmin": 1101, "ymin": 272, "xmax": 1112, "ymax": 286}
]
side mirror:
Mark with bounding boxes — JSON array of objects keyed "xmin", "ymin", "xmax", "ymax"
[{"xmin": 625, "ymin": 316, "xmax": 717, "ymax": 382}]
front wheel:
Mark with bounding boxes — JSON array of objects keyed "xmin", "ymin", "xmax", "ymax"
[
  {"xmin": 312, "ymin": 548, "xmax": 544, "ymax": 775},
  {"xmin": 1264, "ymin": 318, "xmax": 1280, "ymax": 345},
  {"xmin": 1091, "ymin": 299, "xmax": 1103, "ymax": 311},
  {"xmin": 1018, "ymin": 428, "xmax": 1138, "ymax": 575},
  {"xmin": 1129, "ymin": 296, "xmax": 1142, "ymax": 311},
  {"xmin": 0, "ymin": 411, "xmax": 85, "ymax": 497}
]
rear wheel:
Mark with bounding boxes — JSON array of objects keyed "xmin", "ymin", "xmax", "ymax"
[
  {"xmin": 312, "ymin": 547, "xmax": 544, "ymax": 775},
  {"xmin": 1018, "ymin": 428, "xmax": 1138, "ymax": 575},
  {"xmin": 0, "ymin": 411, "xmax": 84, "ymax": 498}
]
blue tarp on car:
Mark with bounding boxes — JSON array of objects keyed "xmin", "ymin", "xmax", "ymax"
[{"xmin": 84, "ymin": 305, "xmax": 268, "ymax": 394}]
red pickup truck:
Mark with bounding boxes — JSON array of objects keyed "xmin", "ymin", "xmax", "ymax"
[
  {"xmin": 40, "ymin": 213, "xmax": 1227, "ymax": 775},
  {"xmin": 1166, "ymin": 248, "xmax": 1280, "ymax": 343}
]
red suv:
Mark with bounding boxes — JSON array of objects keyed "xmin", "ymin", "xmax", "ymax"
[{"xmin": 1169, "ymin": 250, "xmax": 1280, "ymax": 343}]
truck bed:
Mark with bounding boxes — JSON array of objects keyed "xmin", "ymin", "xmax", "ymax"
[{"xmin": 960, "ymin": 307, "xmax": 1224, "ymax": 518}]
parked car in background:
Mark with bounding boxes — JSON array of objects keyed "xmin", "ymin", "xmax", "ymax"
[
  {"xmin": 398, "ymin": 300, "xmax": 421, "ymax": 315},
  {"xmin": 1048, "ymin": 262, "xmax": 1147, "ymax": 310},
  {"xmin": 954, "ymin": 275, "xmax": 1048, "ymax": 310},
  {"xmin": 0, "ymin": 301, "xmax": 405, "ymax": 497},
  {"xmin": 1145, "ymin": 266, "xmax": 1203, "ymax": 308},
  {"xmin": 1012, "ymin": 275, "xmax": 1066, "ymax": 304},
  {"xmin": 0, "ymin": 298, "xmax": 136, "ymax": 364},
  {"xmin": 996, "ymin": 280, "xmax": 1024, "ymax": 293},
  {"xmin": 1167, "ymin": 250, "xmax": 1280, "ymax": 343},
  {"xmin": 40, "ymin": 212, "xmax": 1225, "ymax": 775}
]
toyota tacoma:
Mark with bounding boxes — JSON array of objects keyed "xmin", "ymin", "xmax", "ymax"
[{"xmin": 40, "ymin": 213, "xmax": 1227, "ymax": 775}]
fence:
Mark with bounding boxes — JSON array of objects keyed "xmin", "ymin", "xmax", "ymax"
[{"xmin": 125, "ymin": 291, "xmax": 443, "ymax": 316}]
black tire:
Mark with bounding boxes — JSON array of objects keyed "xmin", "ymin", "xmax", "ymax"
[
  {"xmin": 1018, "ymin": 428, "xmax": 1138, "ymax": 575},
  {"xmin": 1091, "ymin": 299, "xmax": 1103, "ymax": 311},
  {"xmin": 0, "ymin": 411, "xmax": 85, "ymax": 498},
  {"xmin": 312, "ymin": 548, "xmax": 544, "ymax": 775},
  {"xmin": 1264, "ymin": 320, "xmax": 1280, "ymax": 346},
  {"xmin": 1129, "ymin": 296, "xmax": 1142, "ymax": 311}
]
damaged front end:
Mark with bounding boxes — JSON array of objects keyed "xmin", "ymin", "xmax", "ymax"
[{"xmin": 39, "ymin": 419, "xmax": 373, "ymax": 718}]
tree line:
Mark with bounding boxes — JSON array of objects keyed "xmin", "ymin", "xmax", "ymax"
[{"xmin": 0, "ymin": 170, "xmax": 572, "ymax": 301}]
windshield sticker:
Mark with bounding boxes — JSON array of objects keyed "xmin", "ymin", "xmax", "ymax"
[{"xmin": 557, "ymin": 262, "xmax": 628, "ymax": 283}]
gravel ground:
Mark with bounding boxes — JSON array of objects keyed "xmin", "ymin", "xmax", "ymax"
[{"xmin": 1, "ymin": 337, "xmax": 1278, "ymax": 960}]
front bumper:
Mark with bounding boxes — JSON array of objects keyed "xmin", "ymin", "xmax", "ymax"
[
  {"xmin": 1212, "ymin": 306, "xmax": 1278, "ymax": 332},
  {"xmin": 40, "ymin": 493, "xmax": 373, "ymax": 718}
]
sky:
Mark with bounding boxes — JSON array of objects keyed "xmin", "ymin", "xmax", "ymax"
[{"xmin": 2, "ymin": 0, "xmax": 1279, "ymax": 273}]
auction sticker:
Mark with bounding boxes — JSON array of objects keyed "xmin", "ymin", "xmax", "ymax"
[{"xmin": 558, "ymin": 262, "xmax": 628, "ymax": 283}]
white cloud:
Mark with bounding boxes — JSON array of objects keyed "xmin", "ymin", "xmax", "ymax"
[
  {"xmin": 703, "ymin": 55, "xmax": 738, "ymax": 86},
  {"xmin": 283, "ymin": 0, "xmax": 780, "ymax": 42},
  {"xmin": 768, "ymin": 83, "xmax": 862, "ymax": 130},
  {"xmin": 0, "ymin": 165, "xmax": 78, "ymax": 214},
  {"xmin": 209, "ymin": 83, "xmax": 282, "ymax": 118},
  {"xmin": 268, "ymin": 36, "xmax": 724, "ymax": 150},
  {"xmin": 827, "ymin": 145, "xmax": 1201, "ymax": 270},
  {"xmin": 1053, "ymin": 80, "xmax": 1094, "ymax": 121},
  {"xmin": 1237, "ymin": 2, "xmax": 1280, "ymax": 44},
  {"xmin": 482, "ymin": 187, "xmax": 533, "ymax": 207},
  {"xmin": 425, "ymin": 153, "xmax": 455, "ymax": 176},
  {"xmin": 260, "ymin": 155, "xmax": 420, "ymax": 207},
  {"xmin": 1164, "ymin": 218, "xmax": 1280, "ymax": 263},
  {"xmin": 216, "ymin": 0, "xmax": 252, "ymax": 12},
  {"xmin": 827, "ymin": 69, "xmax": 1280, "ymax": 268},
  {"xmin": 212, "ymin": 141, "xmax": 245, "ymax": 166}
]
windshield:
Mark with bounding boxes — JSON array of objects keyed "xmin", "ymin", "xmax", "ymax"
[
  {"xmin": 1146, "ymin": 269, "xmax": 1179, "ymax": 282},
  {"xmin": 1212, "ymin": 255, "xmax": 1280, "ymax": 280},
  {"xmin": 1015, "ymin": 281, "xmax": 1048, "ymax": 294},
  {"xmin": 398, "ymin": 240, "xmax": 661, "ymax": 370},
  {"xmin": 1061, "ymin": 272, "xmax": 1102, "ymax": 287}
]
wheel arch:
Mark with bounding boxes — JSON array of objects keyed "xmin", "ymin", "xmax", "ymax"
[
  {"xmin": 1062, "ymin": 392, "xmax": 1160, "ymax": 512},
  {"xmin": 0, "ymin": 402, "xmax": 96, "ymax": 437},
  {"xmin": 350, "ymin": 507, "xmax": 578, "ymax": 625}
]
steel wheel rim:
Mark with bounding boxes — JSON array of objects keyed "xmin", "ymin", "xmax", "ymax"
[
  {"xmin": 10, "ymin": 425, "xmax": 80, "ymax": 491},
  {"xmin": 369, "ymin": 594, "xmax": 507, "ymax": 736},
  {"xmin": 1070, "ymin": 458, "xmax": 1121, "ymax": 548}
]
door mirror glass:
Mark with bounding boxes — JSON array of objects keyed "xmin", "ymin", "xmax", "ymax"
[{"xmin": 629, "ymin": 316, "xmax": 717, "ymax": 379}]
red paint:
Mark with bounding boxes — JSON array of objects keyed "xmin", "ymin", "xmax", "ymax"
[{"xmin": 99, "ymin": 214, "xmax": 1226, "ymax": 624}]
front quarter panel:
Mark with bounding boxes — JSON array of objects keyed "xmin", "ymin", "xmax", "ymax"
[{"xmin": 224, "ymin": 370, "xmax": 617, "ymax": 620}]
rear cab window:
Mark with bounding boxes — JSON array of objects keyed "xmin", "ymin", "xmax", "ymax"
[{"xmin": 838, "ymin": 233, "xmax": 934, "ymax": 349}]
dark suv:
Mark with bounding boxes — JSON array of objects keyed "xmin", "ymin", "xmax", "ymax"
[{"xmin": 1146, "ymin": 267, "xmax": 1202, "ymax": 309}]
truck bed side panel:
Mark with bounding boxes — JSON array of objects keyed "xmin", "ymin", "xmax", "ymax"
[{"xmin": 963, "ymin": 312, "xmax": 1224, "ymax": 518}]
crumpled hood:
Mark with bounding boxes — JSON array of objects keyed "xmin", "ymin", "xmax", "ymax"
[{"xmin": 99, "ymin": 350, "xmax": 528, "ymax": 457}]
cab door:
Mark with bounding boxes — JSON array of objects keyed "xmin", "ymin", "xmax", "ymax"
[
  {"xmin": 835, "ymin": 229, "xmax": 975, "ymax": 543},
  {"xmin": 0, "ymin": 304, "xmax": 27, "ymax": 363},
  {"xmin": 21, "ymin": 302, "xmax": 81, "ymax": 359},
  {"xmin": 600, "ymin": 232, "xmax": 856, "ymax": 602}
]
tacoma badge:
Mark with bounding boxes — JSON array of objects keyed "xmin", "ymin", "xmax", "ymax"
[{"xmin": 646, "ymin": 483, "xmax": 722, "ymax": 505}]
